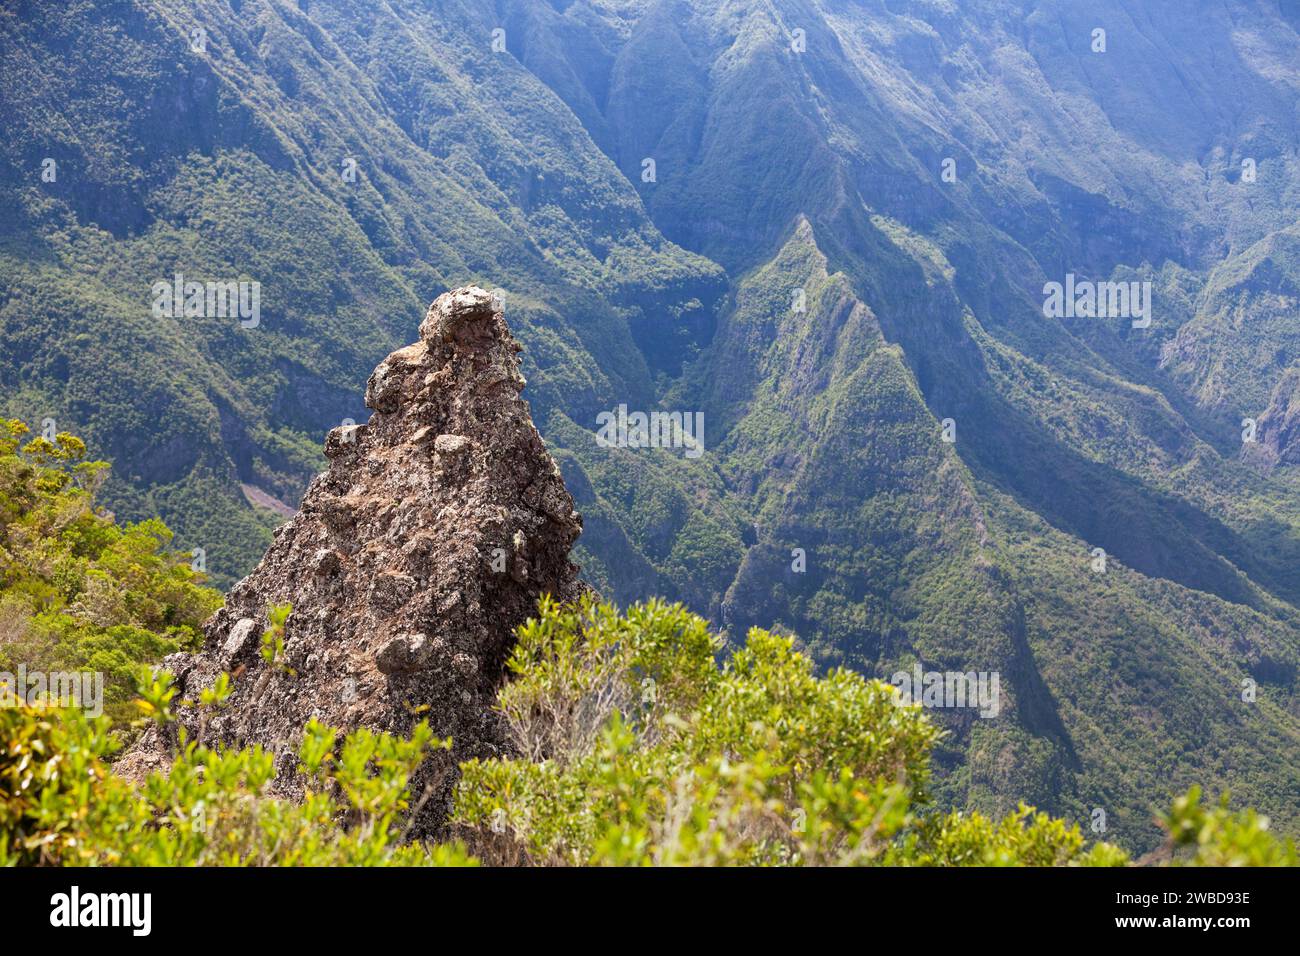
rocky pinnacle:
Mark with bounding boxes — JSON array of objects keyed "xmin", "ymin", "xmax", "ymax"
[{"xmin": 120, "ymin": 287, "xmax": 585, "ymax": 836}]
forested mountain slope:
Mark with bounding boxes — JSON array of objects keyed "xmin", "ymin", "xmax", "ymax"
[{"xmin": 3, "ymin": 0, "xmax": 1298, "ymax": 852}]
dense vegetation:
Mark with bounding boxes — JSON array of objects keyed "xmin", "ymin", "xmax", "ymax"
[
  {"xmin": 0, "ymin": 419, "xmax": 219, "ymax": 724},
  {"xmin": 0, "ymin": 0, "xmax": 720, "ymax": 589},
  {"xmin": 1, "ymin": 683, "xmax": 475, "ymax": 866},
  {"xmin": 3, "ymin": 591, "xmax": 1293, "ymax": 867}
]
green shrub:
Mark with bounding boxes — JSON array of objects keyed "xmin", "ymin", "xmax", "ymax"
[
  {"xmin": 1163, "ymin": 787, "xmax": 1298, "ymax": 866},
  {"xmin": 0, "ymin": 671, "xmax": 473, "ymax": 867},
  {"xmin": 454, "ymin": 597, "xmax": 1297, "ymax": 867},
  {"xmin": 453, "ymin": 597, "xmax": 1118, "ymax": 865}
]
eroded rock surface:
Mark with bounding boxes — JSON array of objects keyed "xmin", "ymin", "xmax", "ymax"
[
  {"xmin": 121, "ymin": 287, "xmax": 584, "ymax": 836},
  {"xmin": 1248, "ymin": 365, "xmax": 1300, "ymax": 469}
]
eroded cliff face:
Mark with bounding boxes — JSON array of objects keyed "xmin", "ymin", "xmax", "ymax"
[
  {"xmin": 1249, "ymin": 366, "xmax": 1300, "ymax": 469},
  {"xmin": 121, "ymin": 287, "xmax": 584, "ymax": 835}
]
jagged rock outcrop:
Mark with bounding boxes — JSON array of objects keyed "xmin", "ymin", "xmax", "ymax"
[{"xmin": 120, "ymin": 287, "xmax": 584, "ymax": 836}]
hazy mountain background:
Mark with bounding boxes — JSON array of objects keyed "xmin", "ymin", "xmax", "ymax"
[{"xmin": 3, "ymin": 0, "xmax": 1299, "ymax": 852}]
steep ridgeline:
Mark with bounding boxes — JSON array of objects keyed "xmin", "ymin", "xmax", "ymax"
[
  {"xmin": 121, "ymin": 288, "xmax": 584, "ymax": 836},
  {"xmin": 0, "ymin": 0, "xmax": 720, "ymax": 586}
]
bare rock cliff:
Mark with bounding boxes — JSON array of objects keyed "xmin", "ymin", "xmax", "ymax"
[
  {"xmin": 121, "ymin": 287, "xmax": 584, "ymax": 835},
  {"xmin": 1249, "ymin": 365, "xmax": 1300, "ymax": 469}
]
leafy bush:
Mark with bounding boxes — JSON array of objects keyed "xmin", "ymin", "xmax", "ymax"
[
  {"xmin": 0, "ymin": 670, "xmax": 472, "ymax": 867},
  {"xmin": 453, "ymin": 597, "xmax": 1300, "ymax": 867},
  {"xmin": 1163, "ymin": 787, "xmax": 1298, "ymax": 867},
  {"xmin": 452, "ymin": 597, "xmax": 1126, "ymax": 865}
]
